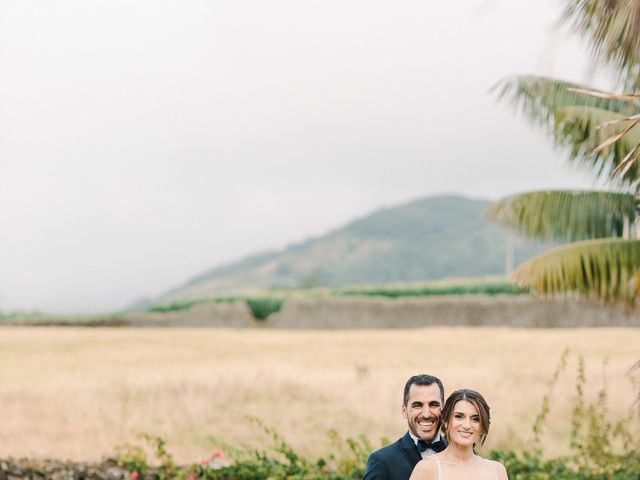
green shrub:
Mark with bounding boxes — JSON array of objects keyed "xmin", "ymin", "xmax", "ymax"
[
  {"xmin": 182, "ymin": 419, "xmax": 372, "ymax": 480},
  {"xmin": 491, "ymin": 351, "xmax": 640, "ymax": 479},
  {"xmin": 115, "ymin": 443, "xmax": 149, "ymax": 477},
  {"xmin": 244, "ymin": 297, "xmax": 285, "ymax": 321}
]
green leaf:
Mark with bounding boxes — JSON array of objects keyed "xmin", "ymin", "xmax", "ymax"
[
  {"xmin": 493, "ymin": 76, "xmax": 640, "ymax": 184},
  {"xmin": 487, "ymin": 190, "xmax": 637, "ymax": 242},
  {"xmin": 513, "ymin": 238, "xmax": 640, "ymax": 304},
  {"xmin": 492, "ymin": 76, "xmax": 638, "ymax": 126},
  {"xmin": 562, "ymin": 0, "xmax": 640, "ymax": 90},
  {"xmin": 553, "ymin": 105, "xmax": 640, "ymax": 184}
]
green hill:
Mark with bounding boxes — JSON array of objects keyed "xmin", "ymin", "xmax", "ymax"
[{"xmin": 158, "ymin": 195, "xmax": 553, "ymax": 302}]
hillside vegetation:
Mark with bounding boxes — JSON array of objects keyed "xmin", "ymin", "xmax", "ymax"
[{"xmin": 159, "ymin": 195, "xmax": 553, "ymax": 303}]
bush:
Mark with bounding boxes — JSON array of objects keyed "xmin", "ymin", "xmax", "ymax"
[
  {"xmin": 244, "ymin": 297, "xmax": 285, "ymax": 321},
  {"xmin": 115, "ymin": 420, "xmax": 372, "ymax": 480},
  {"xmin": 491, "ymin": 351, "xmax": 640, "ymax": 479}
]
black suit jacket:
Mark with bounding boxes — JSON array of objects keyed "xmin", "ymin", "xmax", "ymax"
[{"xmin": 363, "ymin": 432, "xmax": 422, "ymax": 480}]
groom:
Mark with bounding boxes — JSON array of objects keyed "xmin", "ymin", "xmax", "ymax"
[{"xmin": 363, "ymin": 374, "xmax": 446, "ymax": 480}]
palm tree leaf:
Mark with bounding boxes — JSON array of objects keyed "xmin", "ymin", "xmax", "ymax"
[
  {"xmin": 493, "ymin": 76, "xmax": 640, "ymax": 184},
  {"xmin": 493, "ymin": 76, "xmax": 638, "ymax": 127},
  {"xmin": 567, "ymin": 87, "xmax": 640, "ymax": 101},
  {"xmin": 552, "ymin": 105, "xmax": 640, "ymax": 184},
  {"xmin": 591, "ymin": 117, "xmax": 640, "ymax": 153},
  {"xmin": 513, "ymin": 238, "xmax": 640, "ymax": 305},
  {"xmin": 562, "ymin": 0, "xmax": 640, "ymax": 90},
  {"xmin": 616, "ymin": 141, "xmax": 640, "ymax": 177},
  {"xmin": 487, "ymin": 190, "xmax": 637, "ymax": 242}
]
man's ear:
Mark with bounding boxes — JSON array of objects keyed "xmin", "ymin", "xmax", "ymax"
[{"xmin": 401, "ymin": 404, "xmax": 408, "ymax": 419}]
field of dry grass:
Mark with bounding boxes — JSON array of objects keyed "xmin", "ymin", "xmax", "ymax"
[{"xmin": 0, "ymin": 327, "xmax": 638, "ymax": 463}]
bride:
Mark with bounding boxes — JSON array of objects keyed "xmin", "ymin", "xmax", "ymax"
[{"xmin": 409, "ymin": 389, "xmax": 508, "ymax": 480}]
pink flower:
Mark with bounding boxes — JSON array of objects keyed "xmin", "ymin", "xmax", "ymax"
[
  {"xmin": 188, "ymin": 475, "xmax": 195, "ymax": 480},
  {"xmin": 201, "ymin": 457, "xmax": 210, "ymax": 466},
  {"xmin": 130, "ymin": 472, "xmax": 139, "ymax": 480},
  {"xmin": 211, "ymin": 449, "xmax": 224, "ymax": 459}
]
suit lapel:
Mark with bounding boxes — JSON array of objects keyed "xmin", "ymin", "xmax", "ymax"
[{"xmin": 400, "ymin": 432, "xmax": 422, "ymax": 467}]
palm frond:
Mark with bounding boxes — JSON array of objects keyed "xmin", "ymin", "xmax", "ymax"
[
  {"xmin": 493, "ymin": 76, "xmax": 638, "ymax": 127},
  {"xmin": 493, "ymin": 76, "xmax": 640, "ymax": 184},
  {"xmin": 552, "ymin": 105, "xmax": 640, "ymax": 183},
  {"xmin": 513, "ymin": 238, "xmax": 640, "ymax": 305},
  {"xmin": 562, "ymin": 0, "xmax": 640, "ymax": 90},
  {"xmin": 567, "ymin": 87, "xmax": 640, "ymax": 101},
  {"xmin": 487, "ymin": 190, "xmax": 637, "ymax": 242}
]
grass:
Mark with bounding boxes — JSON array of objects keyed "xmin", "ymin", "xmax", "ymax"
[
  {"xmin": 148, "ymin": 297, "xmax": 241, "ymax": 314},
  {"xmin": 148, "ymin": 296, "xmax": 283, "ymax": 320},
  {"xmin": 0, "ymin": 327, "xmax": 637, "ymax": 463},
  {"xmin": 337, "ymin": 281, "xmax": 526, "ymax": 298},
  {"xmin": 0, "ymin": 312, "xmax": 126, "ymax": 326}
]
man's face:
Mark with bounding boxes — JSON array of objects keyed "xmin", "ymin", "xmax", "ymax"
[{"xmin": 401, "ymin": 383, "xmax": 443, "ymax": 442}]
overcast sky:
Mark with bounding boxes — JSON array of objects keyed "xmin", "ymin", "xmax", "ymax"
[{"xmin": 0, "ymin": 0, "xmax": 615, "ymax": 314}]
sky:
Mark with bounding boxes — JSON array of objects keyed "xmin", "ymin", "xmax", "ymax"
[{"xmin": 0, "ymin": 0, "xmax": 616, "ymax": 314}]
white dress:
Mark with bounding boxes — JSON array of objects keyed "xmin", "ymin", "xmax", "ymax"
[{"xmin": 426, "ymin": 455, "xmax": 498, "ymax": 480}]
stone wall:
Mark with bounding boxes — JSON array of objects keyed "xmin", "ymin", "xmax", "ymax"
[
  {"xmin": 121, "ymin": 295, "xmax": 640, "ymax": 328},
  {"xmin": 123, "ymin": 302, "xmax": 255, "ymax": 328},
  {"xmin": 267, "ymin": 295, "xmax": 640, "ymax": 328},
  {"xmin": 0, "ymin": 458, "xmax": 132, "ymax": 480},
  {"xmin": 6, "ymin": 296, "xmax": 639, "ymax": 328}
]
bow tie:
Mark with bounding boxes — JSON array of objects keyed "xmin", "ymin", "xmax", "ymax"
[{"xmin": 417, "ymin": 438, "xmax": 446, "ymax": 453}]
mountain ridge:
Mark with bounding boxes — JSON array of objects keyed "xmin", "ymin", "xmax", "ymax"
[{"xmin": 157, "ymin": 194, "xmax": 552, "ymax": 303}]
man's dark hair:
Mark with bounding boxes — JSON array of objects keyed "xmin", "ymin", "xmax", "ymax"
[{"xmin": 403, "ymin": 374, "xmax": 444, "ymax": 405}]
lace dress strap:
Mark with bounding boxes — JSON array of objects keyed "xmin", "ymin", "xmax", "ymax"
[{"xmin": 425, "ymin": 455, "xmax": 444, "ymax": 480}]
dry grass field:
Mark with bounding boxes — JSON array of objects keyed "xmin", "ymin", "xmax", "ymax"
[{"xmin": 0, "ymin": 327, "xmax": 638, "ymax": 463}]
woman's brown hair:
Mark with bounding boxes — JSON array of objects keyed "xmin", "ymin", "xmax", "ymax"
[{"xmin": 441, "ymin": 389, "xmax": 491, "ymax": 447}]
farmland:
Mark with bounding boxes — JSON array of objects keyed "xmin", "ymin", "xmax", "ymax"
[{"xmin": 0, "ymin": 327, "xmax": 637, "ymax": 463}]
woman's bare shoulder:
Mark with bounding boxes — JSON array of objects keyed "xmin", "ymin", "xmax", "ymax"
[
  {"xmin": 409, "ymin": 456, "xmax": 439, "ymax": 480},
  {"xmin": 487, "ymin": 459, "xmax": 509, "ymax": 480}
]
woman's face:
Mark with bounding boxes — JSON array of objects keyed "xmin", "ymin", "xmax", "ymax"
[{"xmin": 446, "ymin": 399, "xmax": 483, "ymax": 447}]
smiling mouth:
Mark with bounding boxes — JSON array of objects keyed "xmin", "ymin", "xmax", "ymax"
[{"xmin": 416, "ymin": 418, "xmax": 436, "ymax": 429}]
